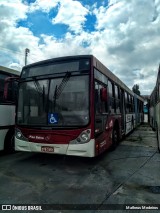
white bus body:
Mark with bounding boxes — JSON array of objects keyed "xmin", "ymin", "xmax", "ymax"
[{"xmin": 0, "ymin": 66, "xmax": 20, "ymax": 152}]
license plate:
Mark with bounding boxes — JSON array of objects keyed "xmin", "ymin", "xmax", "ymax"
[{"xmin": 41, "ymin": 146, "xmax": 54, "ymax": 152}]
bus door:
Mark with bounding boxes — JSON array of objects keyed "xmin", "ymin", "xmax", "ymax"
[{"xmin": 120, "ymin": 89, "xmax": 125, "ymax": 134}]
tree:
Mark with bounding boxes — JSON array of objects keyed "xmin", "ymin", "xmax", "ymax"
[{"xmin": 132, "ymin": 84, "xmax": 141, "ymax": 95}]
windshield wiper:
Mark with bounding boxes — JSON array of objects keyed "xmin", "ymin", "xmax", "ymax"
[
  {"xmin": 32, "ymin": 77, "xmax": 45, "ymax": 109},
  {"xmin": 56, "ymin": 71, "xmax": 71, "ymax": 99},
  {"xmin": 33, "ymin": 77, "xmax": 43, "ymax": 96},
  {"xmin": 53, "ymin": 72, "xmax": 71, "ymax": 111}
]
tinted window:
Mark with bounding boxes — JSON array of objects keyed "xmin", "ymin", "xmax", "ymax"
[
  {"xmin": 0, "ymin": 73, "xmax": 17, "ymax": 103},
  {"xmin": 94, "ymin": 69, "xmax": 108, "ymax": 84},
  {"xmin": 95, "ymin": 81, "xmax": 107, "ymax": 114},
  {"xmin": 108, "ymin": 80, "xmax": 113, "ymax": 97},
  {"xmin": 0, "ymin": 73, "xmax": 9, "ymax": 102},
  {"xmin": 17, "ymin": 75, "xmax": 89, "ymax": 127}
]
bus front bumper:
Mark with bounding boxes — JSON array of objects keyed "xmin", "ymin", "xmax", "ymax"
[{"xmin": 15, "ymin": 138, "xmax": 95, "ymax": 157}]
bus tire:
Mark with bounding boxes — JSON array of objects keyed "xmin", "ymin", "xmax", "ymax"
[
  {"xmin": 4, "ymin": 129, "xmax": 15, "ymax": 154},
  {"xmin": 110, "ymin": 126, "xmax": 119, "ymax": 151},
  {"xmin": 152, "ymin": 118, "xmax": 156, "ymax": 131}
]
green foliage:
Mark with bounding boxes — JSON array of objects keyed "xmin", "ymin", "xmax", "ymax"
[{"xmin": 132, "ymin": 84, "xmax": 141, "ymax": 95}]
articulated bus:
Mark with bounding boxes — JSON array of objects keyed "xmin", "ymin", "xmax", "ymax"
[
  {"xmin": 15, "ymin": 55, "xmax": 144, "ymax": 157},
  {"xmin": 0, "ymin": 66, "xmax": 19, "ymax": 153},
  {"xmin": 150, "ymin": 65, "xmax": 160, "ymax": 152}
]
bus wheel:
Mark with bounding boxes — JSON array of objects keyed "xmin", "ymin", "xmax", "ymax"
[
  {"xmin": 156, "ymin": 123, "xmax": 160, "ymax": 153},
  {"xmin": 110, "ymin": 127, "xmax": 119, "ymax": 151},
  {"xmin": 4, "ymin": 129, "xmax": 15, "ymax": 154}
]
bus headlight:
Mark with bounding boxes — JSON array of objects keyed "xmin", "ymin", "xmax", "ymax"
[
  {"xmin": 70, "ymin": 129, "xmax": 91, "ymax": 144},
  {"xmin": 17, "ymin": 131, "xmax": 22, "ymax": 138},
  {"xmin": 81, "ymin": 132, "xmax": 89, "ymax": 142},
  {"xmin": 15, "ymin": 129, "xmax": 28, "ymax": 141}
]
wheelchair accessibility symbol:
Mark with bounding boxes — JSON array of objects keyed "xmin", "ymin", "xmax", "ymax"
[{"xmin": 48, "ymin": 113, "xmax": 58, "ymax": 124}]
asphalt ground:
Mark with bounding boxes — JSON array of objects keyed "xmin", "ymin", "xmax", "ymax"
[{"xmin": 0, "ymin": 123, "xmax": 159, "ymax": 213}]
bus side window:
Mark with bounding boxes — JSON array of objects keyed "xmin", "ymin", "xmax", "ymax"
[
  {"xmin": 95, "ymin": 81, "xmax": 107, "ymax": 114},
  {"xmin": 6, "ymin": 81, "xmax": 18, "ymax": 103},
  {"xmin": 0, "ymin": 78, "xmax": 4, "ymax": 102},
  {"xmin": 125, "ymin": 92, "xmax": 129, "ymax": 113},
  {"xmin": 0, "ymin": 73, "xmax": 9, "ymax": 102},
  {"xmin": 108, "ymin": 80, "xmax": 115, "ymax": 113},
  {"xmin": 115, "ymin": 85, "xmax": 120, "ymax": 113}
]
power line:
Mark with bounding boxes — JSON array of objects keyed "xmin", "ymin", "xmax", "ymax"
[
  {"xmin": 0, "ymin": 46, "xmax": 24, "ymax": 56},
  {"xmin": 0, "ymin": 46, "xmax": 40, "ymax": 62}
]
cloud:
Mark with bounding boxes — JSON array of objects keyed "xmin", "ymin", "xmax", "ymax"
[
  {"xmin": 52, "ymin": 0, "xmax": 89, "ymax": 33},
  {"xmin": 0, "ymin": 23, "xmax": 41, "ymax": 68},
  {"xmin": 0, "ymin": 0, "xmax": 30, "ymax": 68},
  {"xmin": 9, "ymin": 62, "xmax": 22, "ymax": 71},
  {"xmin": 30, "ymin": 0, "xmax": 89, "ymax": 34},
  {"xmin": 91, "ymin": 0, "xmax": 160, "ymax": 94},
  {"xmin": 0, "ymin": 0, "xmax": 28, "ymax": 25},
  {"xmin": 39, "ymin": 32, "xmax": 91, "ymax": 59},
  {"xmin": 1, "ymin": 0, "xmax": 160, "ymax": 95},
  {"xmin": 29, "ymin": 0, "xmax": 59, "ymax": 13}
]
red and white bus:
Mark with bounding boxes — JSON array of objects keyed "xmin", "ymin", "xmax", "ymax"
[
  {"xmin": 0, "ymin": 66, "xmax": 19, "ymax": 153},
  {"xmin": 15, "ymin": 55, "xmax": 144, "ymax": 157}
]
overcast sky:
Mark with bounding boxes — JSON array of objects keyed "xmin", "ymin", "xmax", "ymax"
[{"xmin": 0, "ymin": 0, "xmax": 160, "ymax": 95}]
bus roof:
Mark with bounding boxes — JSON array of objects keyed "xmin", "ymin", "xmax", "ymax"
[
  {"xmin": 0, "ymin": 65, "xmax": 20, "ymax": 76},
  {"xmin": 23, "ymin": 55, "xmax": 144, "ymax": 101},
  {"xmin": 92, "ymin": 55, "xmax": 144, "ymax": 101}
]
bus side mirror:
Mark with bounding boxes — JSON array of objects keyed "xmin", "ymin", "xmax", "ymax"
[{"xmin": 100, "ymin": 87, "xmax": 107, "ymax": 102}]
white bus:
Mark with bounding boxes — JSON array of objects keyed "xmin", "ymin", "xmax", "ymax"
[
  {"xmin": 150, "ymin": 65, "xmax": 160, "ymax": 152},
  {"xmin": 0, "ymin": 66, "xmax": 20, "ymax": 153}
]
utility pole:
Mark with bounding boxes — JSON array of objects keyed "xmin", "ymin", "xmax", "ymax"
[{"xmin": 25, "ymin": 48, "xmax": 30, "ymax": 66}]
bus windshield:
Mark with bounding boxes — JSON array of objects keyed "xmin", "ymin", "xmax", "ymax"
[{"xmin": 17, "ymin": 75, "xmax": 89, "ymax": 127}]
